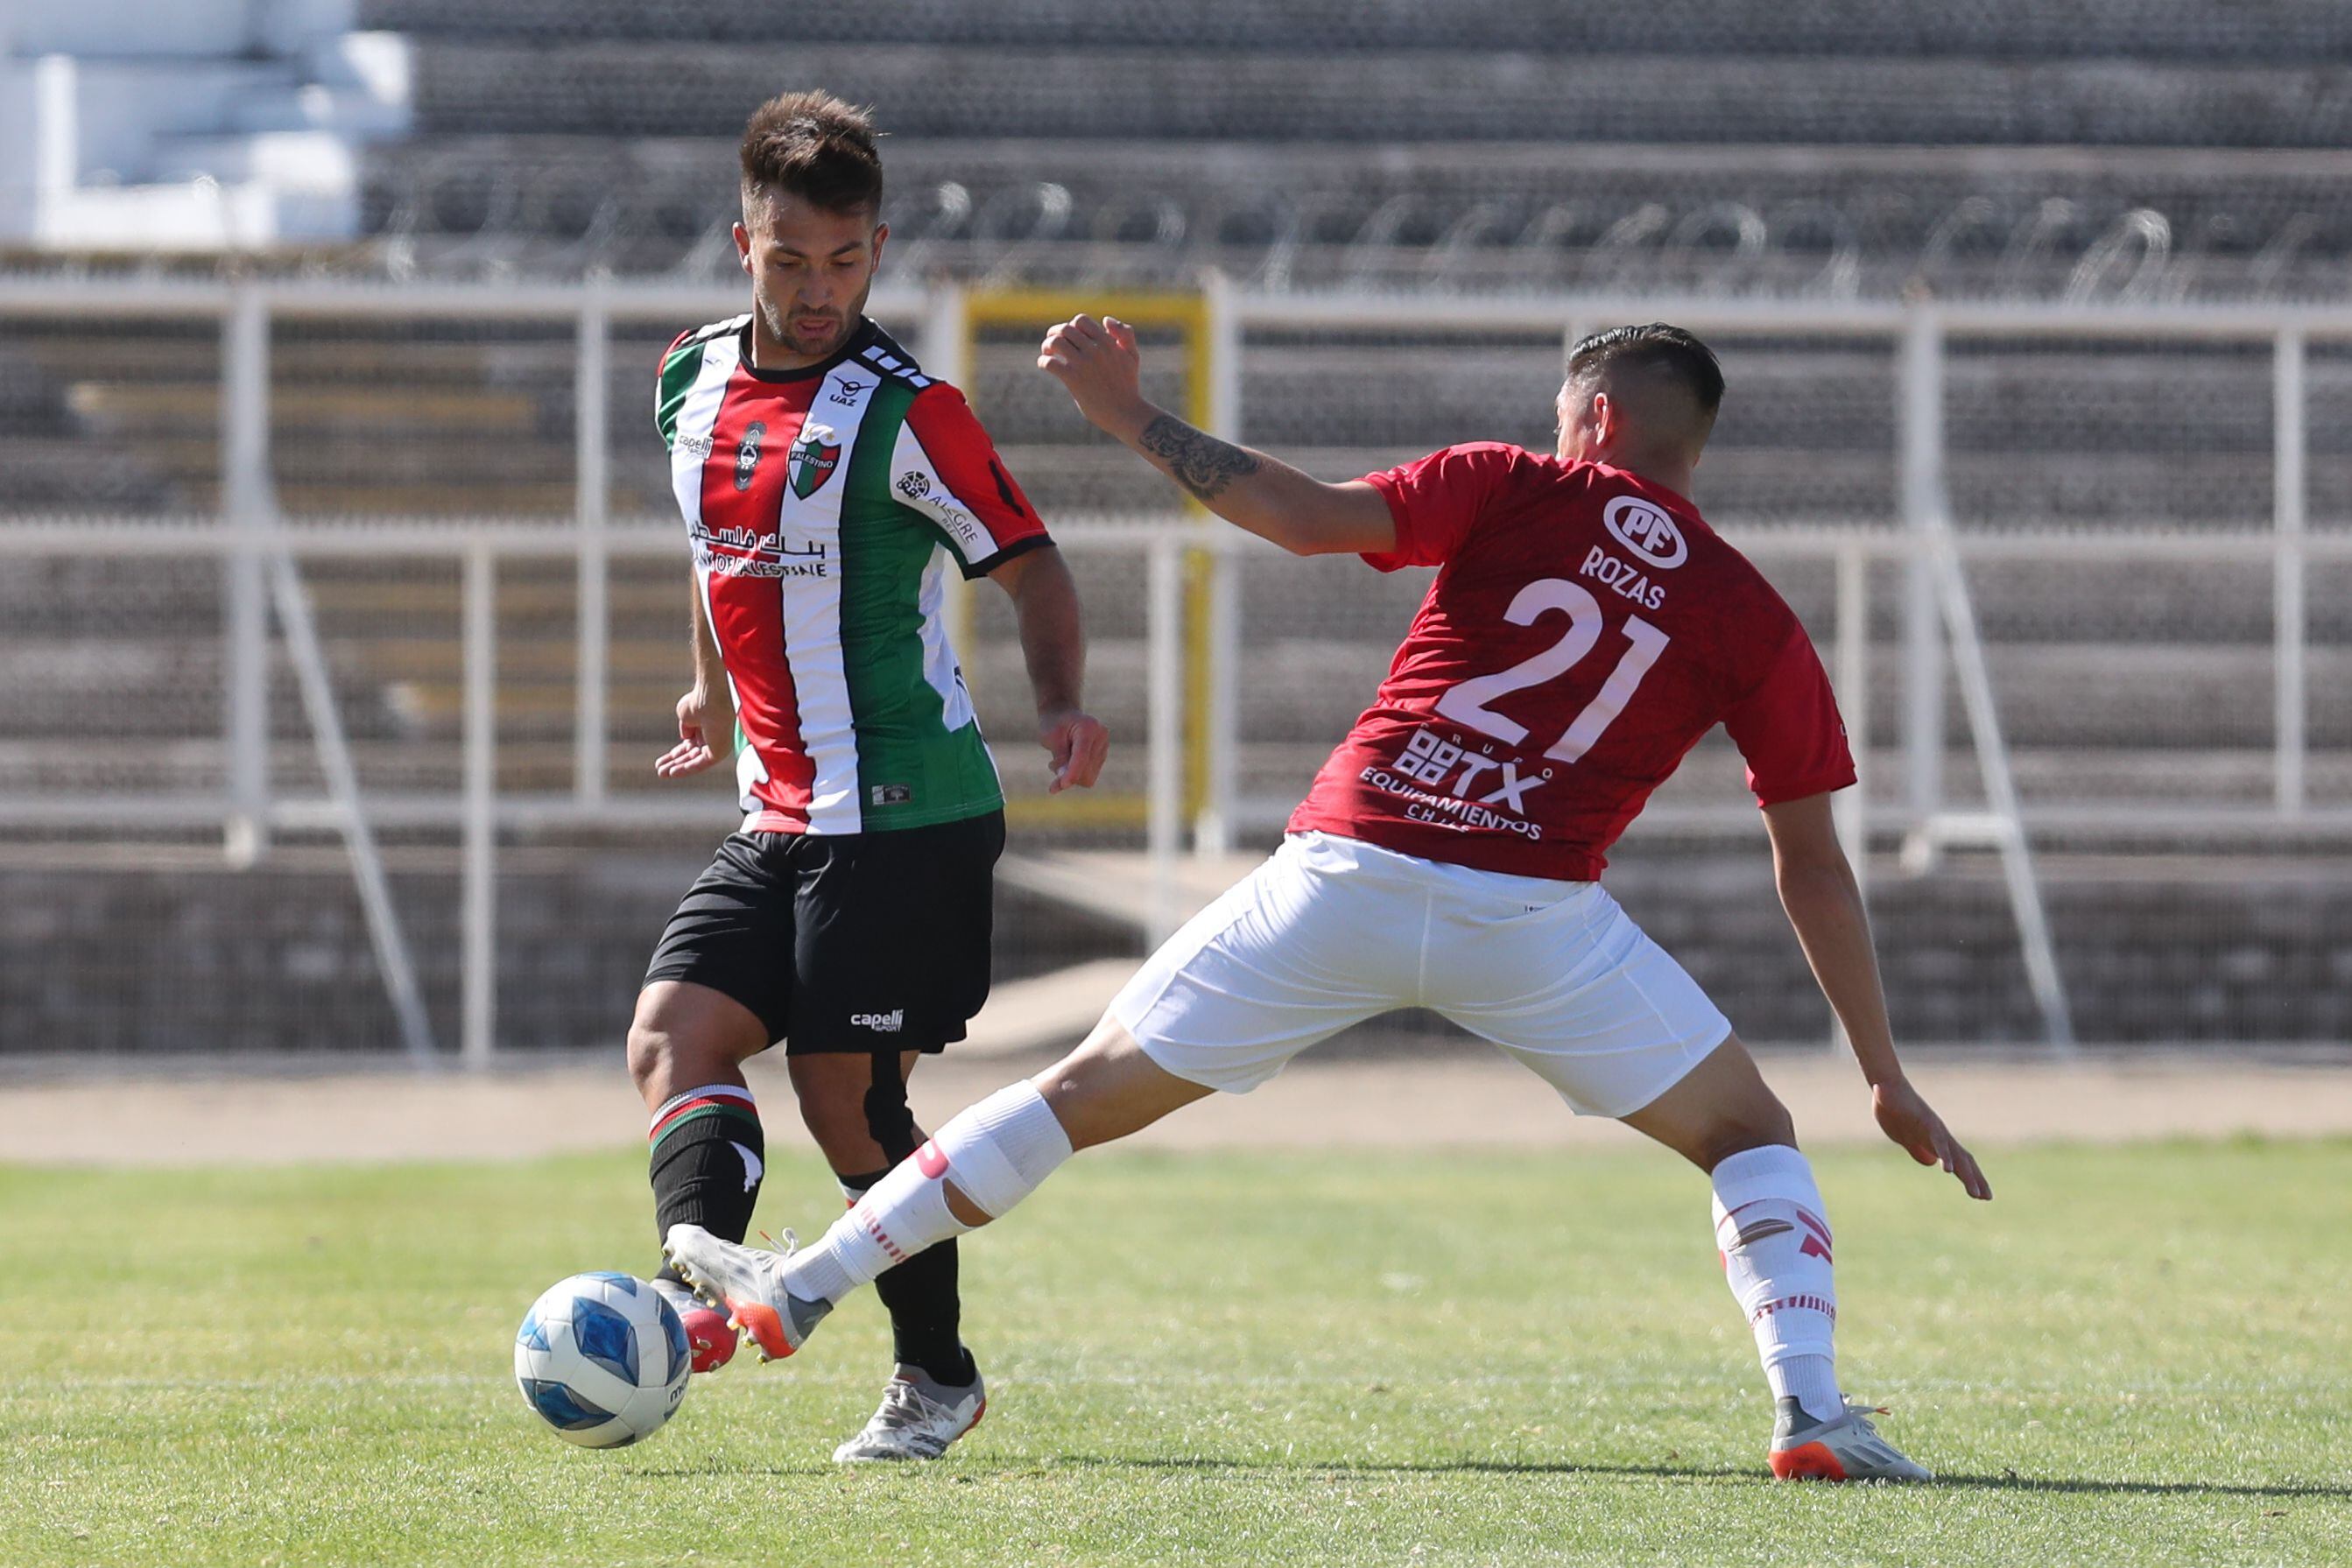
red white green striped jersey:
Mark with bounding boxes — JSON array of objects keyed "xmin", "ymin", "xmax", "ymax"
[{"xmin": 657, "ymin": 315, "xmax": 1051, "ymax": 834}]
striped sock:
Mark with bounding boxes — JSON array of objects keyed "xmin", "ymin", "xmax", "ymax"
[
  {"xmin": 648, "ymin": 1082, "xmax": 765, "ymax": 1276},
  {"xmin": 1712, "ymin": 1144, "xmax": 1843, "ymax": 1425}
]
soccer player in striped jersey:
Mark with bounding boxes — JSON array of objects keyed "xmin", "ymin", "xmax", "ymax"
[
  {"xmin": 670, "ymin": 313, "xmax": 1993, "ymax": 1483},
  {"xmin": 629, "ymin": 92, "xmax": 1107, "ymax": 1464}
]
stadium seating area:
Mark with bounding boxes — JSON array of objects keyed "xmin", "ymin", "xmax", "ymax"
[
  {"xmin": 354, "ymin": 0, "xmax": 2352, "ymax": 294},
  {"xmin": 4, "ymin": 0, "xmax": 2348, "ymax": 1054}
]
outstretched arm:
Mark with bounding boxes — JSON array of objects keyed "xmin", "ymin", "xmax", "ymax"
[
  {"xmin": 1762, "ymin": 791, "xmax": 1991, "ymax": 1199},
  {"xmin": 1037, "ymin": 314, "xmax": 1395, "ymax": 557},
  {"xmin": 656, "ymin": 580, "xmax": 734, "ymax": 779},
  {"xmin": 989, "ymin": 545, "xmax": 1108, "ymax": 794}
]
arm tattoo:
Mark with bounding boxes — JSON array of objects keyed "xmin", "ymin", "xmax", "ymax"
[{"xmin": 1136, "ymin": 414, "xmax": 1260, "ymax": 502}]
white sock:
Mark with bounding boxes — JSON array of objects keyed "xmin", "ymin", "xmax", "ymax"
[
  {"xmin": 1711, "ymin": 1143, "xmax": 1843, "ymax": 1424},
  {"xmin": 785, "ymin": 1080, "xmax": 1074, "ymax": 1306}
]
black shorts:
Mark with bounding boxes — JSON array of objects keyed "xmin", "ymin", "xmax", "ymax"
[{"xmin": 643, "ymin": 811, "xmax": 1005, "ymax": 1054}]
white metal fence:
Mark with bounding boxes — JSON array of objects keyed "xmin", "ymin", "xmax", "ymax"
[{"xmin": 2, "ymin": 278, "xmax": 2346, "ymax": 1058}]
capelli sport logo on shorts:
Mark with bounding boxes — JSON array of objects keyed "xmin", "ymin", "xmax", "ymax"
[
  {"xmin": 851, "ymin": 1009, "xmax": 905, "ymax": 1033},
  {"xmin": 1602, "ymin": 495, "xmax": 1687, "ymax": 569}
]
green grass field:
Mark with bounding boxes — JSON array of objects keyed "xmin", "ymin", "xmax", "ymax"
[{"xmin": 4, "ymin": 1137, "xmax": 2348, "ymax": 1566}]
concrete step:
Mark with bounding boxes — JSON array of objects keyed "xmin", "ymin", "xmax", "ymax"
[
  {"xmin": 151, "ymin": 131, "xmax": 358, "ymax": 189},
  {"xmin": 356, "ymin": 0, "xmax": 2352, "ymax": 65},
  {"xmin": 404, "ymin": 42, "xmax": 2352, "ymax": 150},
  {"xmin": 2, "ymin": 845, "xmax": 2341, "ymax": 1051},
  {"xmin": 363, "ymin": 134, "xmax": 2352, "ymax": 281}
]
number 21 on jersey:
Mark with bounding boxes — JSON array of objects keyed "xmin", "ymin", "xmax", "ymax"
[{"xmin": 1433, "ymin": 579, "xmax": 1670, "ymax": 763}]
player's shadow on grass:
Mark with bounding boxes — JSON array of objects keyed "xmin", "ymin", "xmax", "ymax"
[
  {"xmin": 633, "ymin": 1454, "xmax": 2352, "ymax": 1500},
  {"xmin": 1055, "ymin": 1456, "xmax": 2352, "ymax": 1501}
]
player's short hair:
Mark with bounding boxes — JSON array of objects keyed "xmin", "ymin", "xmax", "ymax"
[
  {"xmin": 739, "ymin": 91, "xmax": 884, "ymax": 217},
  {"xmin": 1566, "ymin": 323, "xmax": 1726, "ymax": 424}
]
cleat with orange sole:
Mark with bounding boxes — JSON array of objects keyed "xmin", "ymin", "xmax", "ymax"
[
  {"xmin": 1768, "ymin": 1397, "xmax": 1933, "ymax": 1482},
  {"xmin": 663, "ymin": 1223, "xmax": 831, "ymax": 1363}
]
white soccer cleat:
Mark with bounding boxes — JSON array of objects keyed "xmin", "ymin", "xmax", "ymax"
[
  {"xmin": 1768, "ymin": 1398, "xmax": 1935, "ymax": 1482},
  {"xmin": 660, "ymin": 1224, "xmax": 831, "ymax": 1364},
  {"xmin": 650, "ymin": 1276, "xmax": 737, "ymax": 1375},
  {"xmin": 832, "ymin": 1365, "xmax": 988, "ymax": 1463}
]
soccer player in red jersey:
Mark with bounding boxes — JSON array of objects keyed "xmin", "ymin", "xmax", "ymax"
[{"xmin": 669, "ymin": 315, "xmax": 1991, "ymax": 1481}]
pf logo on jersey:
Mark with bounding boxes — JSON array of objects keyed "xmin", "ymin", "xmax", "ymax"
[
  {"xmin": 788, "ymin": 425, "xmax": 842, "ymax": 499},
  {"xmin": 1603, "ymin": 495, "xmax": 1687, "ymax": 569}
]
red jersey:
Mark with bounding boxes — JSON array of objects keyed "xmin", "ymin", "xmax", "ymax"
[{"xmin": 1288, "ymin": 444, "xmax": 1855, "ymax": 881}]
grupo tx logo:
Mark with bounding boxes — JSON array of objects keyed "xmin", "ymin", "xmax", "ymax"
[{"xmin": 1602, "ymin": 495, "xmax": 1687, "ymax": 569}]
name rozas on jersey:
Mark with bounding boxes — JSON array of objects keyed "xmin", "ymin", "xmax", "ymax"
[{"xmin": 1576, "ymin": 496, "xmax": 1686, "ymax": 611}]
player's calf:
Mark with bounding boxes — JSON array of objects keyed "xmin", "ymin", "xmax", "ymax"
[
  {"xmin": 785, "ymin": 1080, "xmax": 1074, "ymax": 1306},
  {"xmin": 1712, "ymin": 1143, "xmax": 1846, "ymax": 1430}
]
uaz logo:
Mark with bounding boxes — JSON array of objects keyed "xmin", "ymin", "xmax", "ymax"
[{"xmin": 1602, "ymin": 495, "xmax": 1687, "ymax": 569}]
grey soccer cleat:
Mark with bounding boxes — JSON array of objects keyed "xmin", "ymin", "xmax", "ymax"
[
  {"xmin": 660, "ymin": 1223, "xmax": 832, "ymax": 1364},
  {"xmin": 832, "ymin": 1364, "xmax": 987, "ymax": 1462},
  {"xmin": 1768, "ymin": 1397, "xmax": 1935, "ymax": 1482}
]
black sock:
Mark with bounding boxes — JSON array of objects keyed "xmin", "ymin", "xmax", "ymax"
[
  {"xmin": 648, "ymin": 1086, "xmax": 764, "ymax": 1285},
  {"xmin": 839, "ymin": 1164, "xmax": 976, "ymax": 1388}
]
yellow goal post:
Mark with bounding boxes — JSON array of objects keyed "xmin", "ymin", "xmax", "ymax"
[{"xmin": 933, "ymin": 284, "xmax": 1239, "ymax": 847}]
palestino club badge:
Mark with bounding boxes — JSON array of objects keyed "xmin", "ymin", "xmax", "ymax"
[{"xmin": 787, "ymin": 425, "xmax": 842, "ymax": 499}]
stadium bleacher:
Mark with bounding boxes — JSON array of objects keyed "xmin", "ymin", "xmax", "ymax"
[
  {"xmin": 3, "ymin": 0, "xmax": 2346, "ymax": 1054},
  {"xmin": 352, "ymin": 0, "xmax": 2352, "ymax": 292}
]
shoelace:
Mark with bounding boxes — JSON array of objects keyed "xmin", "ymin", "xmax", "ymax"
[{"xmin": 753, "ymin": 1227, "xmax": 799, "ymax": 1258}]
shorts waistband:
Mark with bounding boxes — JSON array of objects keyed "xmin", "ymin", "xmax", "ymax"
[{"xmin": 1284, "ymin": 830, "xmax": 1595, "ymax": 905}]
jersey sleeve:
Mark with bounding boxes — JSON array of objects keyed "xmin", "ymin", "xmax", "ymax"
[
  {"xmin": 1721, "ymin": 621, "xmax": 1858, "ymax": 807},
  {"xmin": 654, "ymin": 328, "xmax": 698, "ymax": 452},
  {"xmin": 891, "ymin": 384, "xmax": 1054, "ymax": 578},
  {"xmin": 1358, "ymin": 442, "xmax": 1525, "ymax": 571}
]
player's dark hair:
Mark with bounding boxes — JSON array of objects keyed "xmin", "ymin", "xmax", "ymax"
[
  {"xmin": 1567, "ymin": 323, "xmax": 1726, "ymax": 420},
  {"xmin": 739, "ymin": 90, "xmax": 884, "ymax": 216}
]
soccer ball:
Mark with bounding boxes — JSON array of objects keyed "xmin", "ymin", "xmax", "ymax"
[{"xmin": 513, "ymin": 1271, "xmax": 692, "ymax": 1448}]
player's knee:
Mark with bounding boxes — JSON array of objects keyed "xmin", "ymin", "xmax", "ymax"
[
  {"xmin": 1697, "ymin": 1100, "xmax": 1798, "ymax": 1171},
  {"xmin": 794, "ymin": 1080, "xmax": 872, "ymax": 1159},
  {"xmin": 860, "ymin": 1076, "xmax": 920, "ymax": 1164},
  {"xmin": 623, "ymin": 1015, "xmax": 673, "ymax": 1099}
]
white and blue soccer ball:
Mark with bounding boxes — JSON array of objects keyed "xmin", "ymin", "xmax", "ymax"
[{"xmin": 514, "ymin": 1271, "xmax": 692, "ymax": 1448}]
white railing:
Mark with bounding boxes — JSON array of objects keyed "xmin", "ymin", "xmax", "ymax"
[{"xmin": 5, "ymin": 277, "xmax": 2349, "ymax": 1059}]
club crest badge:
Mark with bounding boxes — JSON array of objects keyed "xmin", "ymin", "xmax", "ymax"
[
  {"xmin": 732, "ymin": 421, "xmax": 766, "ymax": 492},
  {"xmin": 788, "ymin": 425, "xmax": 842, "ymax": 499}
]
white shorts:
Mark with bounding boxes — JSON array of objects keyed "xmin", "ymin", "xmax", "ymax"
[{"xmin": 1109, "ymin": 832, "xmax": 1733, "ymax": 1118}]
